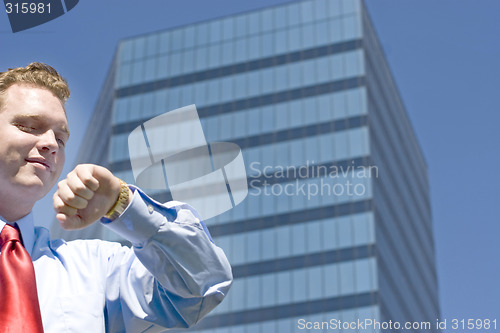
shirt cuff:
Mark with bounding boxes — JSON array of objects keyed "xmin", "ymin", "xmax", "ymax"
[{"xmin": 100, "ymin": 185, "xmax": 176, "ymax": 247}]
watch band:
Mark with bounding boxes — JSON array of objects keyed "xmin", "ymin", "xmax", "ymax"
[{"xmin": 104, "ymin": 179, "xmax": 130, "ymax": 221}]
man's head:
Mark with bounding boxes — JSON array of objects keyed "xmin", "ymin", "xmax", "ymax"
[
  {"xmin": 0, "ymin": 63, "xmax": 70, "ymax": 221},
  {"xmin": 0, "ymin": 62, "xmax": 70, "ymax": 110}
]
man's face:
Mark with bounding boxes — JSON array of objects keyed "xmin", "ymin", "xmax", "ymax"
[{"xmin": 0, "ymin": 84, "xmax": 69, "ymax": 202}]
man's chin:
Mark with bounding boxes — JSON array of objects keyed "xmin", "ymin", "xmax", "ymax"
[{"xmin": 15, "ymin": 177, "xmax": 54, "ymax": 200}]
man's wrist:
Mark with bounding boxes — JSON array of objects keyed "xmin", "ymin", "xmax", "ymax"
[{"xmin": 103, "ymin": 179, "xmax": 131, "ymax": 221}]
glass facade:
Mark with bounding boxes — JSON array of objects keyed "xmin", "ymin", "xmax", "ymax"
[{"xmin": 54, "ymin": 0, "xmax": 440, "ymax": 331}]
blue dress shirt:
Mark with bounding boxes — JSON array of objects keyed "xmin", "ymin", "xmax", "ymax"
[{"xmin": 0, "ymin": 187, "xmax": 232, "ymax": 333}]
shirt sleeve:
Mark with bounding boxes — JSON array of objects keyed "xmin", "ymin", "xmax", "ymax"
[{"xmin": 100, "ymin": 186, "xmax": 232, "ymax": 332}]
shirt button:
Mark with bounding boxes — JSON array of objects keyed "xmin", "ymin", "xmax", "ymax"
[{"xmin": 148, "ymin": 204, "xmax": 154, "ymax": 214}]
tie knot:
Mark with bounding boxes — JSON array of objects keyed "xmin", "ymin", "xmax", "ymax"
[{"xmin": 0, "ymin": 224, "xmax": 21, "ymax": 247}]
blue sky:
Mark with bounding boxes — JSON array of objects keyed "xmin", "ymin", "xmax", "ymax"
[{"xmin": 1, "ymin": 0, "xmax": 498, "ymax": 330}]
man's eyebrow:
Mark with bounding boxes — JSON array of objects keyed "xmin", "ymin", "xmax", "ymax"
[
  {"xmin": 61, "ymin": 124, "xmax": 71, "ymax": 138},
  {"xmin": 13, "ymin": 113, "xmax": 42, "ymax": 121},
  {"xmin": 13, "ymin": 114, "xmax": 70, "ymax": 137}
]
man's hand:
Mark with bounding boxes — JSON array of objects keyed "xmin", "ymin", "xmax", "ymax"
[{"xmin": 53, "ymin": 164, "xmax": 130, "ymax": 230}]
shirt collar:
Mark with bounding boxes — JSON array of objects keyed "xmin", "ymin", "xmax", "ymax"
[{"xmin": 0, "ymin": 212, "xmax": 35, "ymax": 256}]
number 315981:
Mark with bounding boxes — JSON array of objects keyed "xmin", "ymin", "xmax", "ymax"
[{"xmin": 5, "ymin": 3, "xmax": 51, "ymax": 14}]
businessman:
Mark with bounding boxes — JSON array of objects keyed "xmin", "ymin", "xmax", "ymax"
[{"xmin": 0, "ymin": 62, "xmax": 232, "ymax": 332}]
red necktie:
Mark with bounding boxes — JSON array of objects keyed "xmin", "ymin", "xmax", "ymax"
[{"xmin": 0, "ymin": 224, "xmax": 44, "ymax": 332}]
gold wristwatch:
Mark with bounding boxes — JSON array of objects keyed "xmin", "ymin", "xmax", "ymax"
[{"xmin": 104, "ymin": 179, "xmax": 130, "ymax": 221}]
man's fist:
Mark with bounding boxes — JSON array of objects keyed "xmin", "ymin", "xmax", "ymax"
[{"xmin": 53, "ymin": 164, "xmax": 131, "ymax": 230}]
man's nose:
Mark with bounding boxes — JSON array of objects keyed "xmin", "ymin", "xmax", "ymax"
[{"xmin": 37, "ymin": 130, "xmax": 59, "ymax": 153}]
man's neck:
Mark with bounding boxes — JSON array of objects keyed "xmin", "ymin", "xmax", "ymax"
[
  {"xmin": 0, "ymin": 210, "xmax": 32, "ymax": 223},
  {"xmin": 0, "ymin": 194, "xmax": 34, "ymax": 222}
]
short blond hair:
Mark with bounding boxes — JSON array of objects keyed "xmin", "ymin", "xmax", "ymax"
[{"xmin": 0, "ymin": 62, "xmax": 70, "ymax": 110}]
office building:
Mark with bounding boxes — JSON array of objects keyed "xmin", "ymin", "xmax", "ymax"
[{"xmin": 53, "ymin": 0, "xmax": 440, "ymax": 331}]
